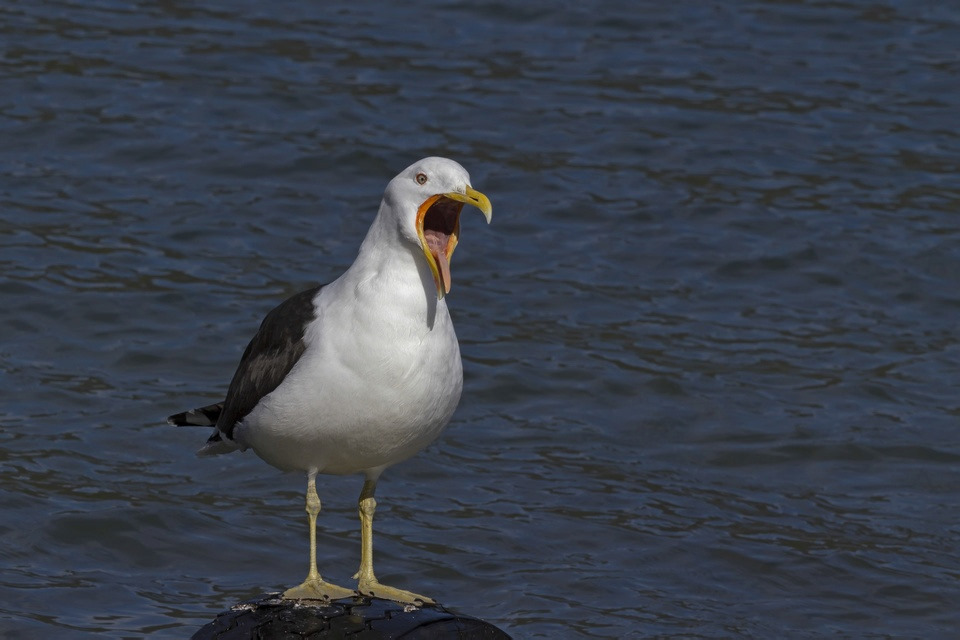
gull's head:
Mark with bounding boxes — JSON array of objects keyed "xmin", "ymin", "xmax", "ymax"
[{"xmin": 383, "ymin": 156, "xmax": 492, "ymax": 299}]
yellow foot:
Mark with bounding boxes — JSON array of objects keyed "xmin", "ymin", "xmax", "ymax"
[
  {"xmin": 283, "ymin": 578, "xmax": 355, "ymax": 602},
  {"xmin": 356, "ymin": 579, "xmax": 435, "ymax": 606}
]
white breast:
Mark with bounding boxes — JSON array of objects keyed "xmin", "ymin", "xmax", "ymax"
[{"xmin": 237, "ymin": 262, "xmax": 464, "ymax": 475}]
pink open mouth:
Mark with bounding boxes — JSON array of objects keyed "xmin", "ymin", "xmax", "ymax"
[{"xmin": 418, "ymin": 195, "xmax": 463, "ymax": 294}]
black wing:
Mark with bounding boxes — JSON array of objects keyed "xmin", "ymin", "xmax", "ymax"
[
  {"xmin": 214, "ymin": 284, "xmax": 324, "ymax": 440},
  {"xmin": 168, "ymin": 401, "xmax": 223, "ymax": 427}
]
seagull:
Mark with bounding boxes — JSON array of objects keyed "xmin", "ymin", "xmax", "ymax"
[{"xmin": 168, "ymin": 157, "xmax": 492, "ymax": 605}]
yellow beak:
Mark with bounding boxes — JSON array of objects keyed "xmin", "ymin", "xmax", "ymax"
[
  {"xmin": 443, "ymin": 187, "xmax": 493, "ymax": 224},
  {"xmin": 416, "ymin": 186, "xmax": 492, "ymax": 299}
]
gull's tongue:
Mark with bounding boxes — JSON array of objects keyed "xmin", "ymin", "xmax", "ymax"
[
  {"xmin": 426, "ymin": 234, "xmax": 452, "ymax": 293},
  {"xmin": 433, "ymin": 247, "xmax": 452, "ymax": 294}
]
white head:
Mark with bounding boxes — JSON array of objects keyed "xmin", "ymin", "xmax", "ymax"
[{"xmin": 379, "ymin": 157, "xmax": 492, "ymax": 298}]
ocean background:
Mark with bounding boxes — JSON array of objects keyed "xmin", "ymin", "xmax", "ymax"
[{"xmin": 2, "ymin": 1, "xmax": 959, "ymax": 637}]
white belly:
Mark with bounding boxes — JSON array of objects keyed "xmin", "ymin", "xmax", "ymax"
[{"xmin": 236, "ymin": 280, "xmax": 463, "ymax": 475}]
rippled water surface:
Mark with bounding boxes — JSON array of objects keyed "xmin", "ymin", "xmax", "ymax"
[{"xmin": 2, "ymin": 1, "xmax": 960, "ymax": 637}]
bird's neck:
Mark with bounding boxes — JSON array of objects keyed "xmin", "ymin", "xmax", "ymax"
[{"xmin": 339, "ymin": 212, "xmax": 443, "ymax": 328}]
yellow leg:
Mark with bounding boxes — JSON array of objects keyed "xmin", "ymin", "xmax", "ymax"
[
  {"xmin": 283, "ymin": 472, "xmax": 354, "ymax": 601},
  {"xmin": 353, "ymin": 476, "xmax": 435, "ymax": 605}
]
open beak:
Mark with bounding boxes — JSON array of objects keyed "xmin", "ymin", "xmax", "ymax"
[{"xmin": 416, "ymin": 186, "xmax": 492, "ymax": 299}]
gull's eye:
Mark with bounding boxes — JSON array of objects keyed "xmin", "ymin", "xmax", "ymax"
[{"xmin": 415, "ymin": 172, "xmax": 428, "ymax": 185}]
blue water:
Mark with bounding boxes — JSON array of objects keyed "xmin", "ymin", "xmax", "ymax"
[{"xmin": 2, "ymin": 1, "xmax": 959, "ymax": 637}]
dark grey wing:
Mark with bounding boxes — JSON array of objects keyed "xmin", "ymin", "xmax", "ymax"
[{"xmin": 215, "ymin": 284, "xmax": 324, "ymax": 441}]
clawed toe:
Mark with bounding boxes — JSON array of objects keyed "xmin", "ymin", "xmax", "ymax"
[
  {"xmin": 356, "ymin": 579, "xmax": 435, "ymax": 606},
  {"xmin": 283, "ymin": 578, "xmax": 355, "ymax": 601}
]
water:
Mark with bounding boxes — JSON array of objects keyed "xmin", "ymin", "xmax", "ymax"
[{"xmin": 2, "ymin": 0, "xmax": 959, "ymax": 637}]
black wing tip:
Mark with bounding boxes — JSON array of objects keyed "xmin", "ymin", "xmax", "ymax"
[{"xmin": 167, "ymin": 402, "xmax": 224, "ymax": 427}]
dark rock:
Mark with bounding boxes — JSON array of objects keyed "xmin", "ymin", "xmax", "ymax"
[{"xmin": 191, "ymin": 593, "xmax": 512, "ymax": 639}]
